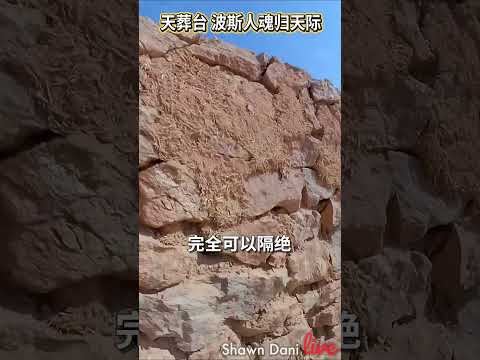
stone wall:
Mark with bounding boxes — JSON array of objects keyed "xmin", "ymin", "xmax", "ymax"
[
  {"xmin": 0, "ymin": 1, "xmax": 138, "ymax": 359},
  {"xmin": 139, "ymin": 17, "xmax": 341, "ymax": 359},
  {"xmin": 342, "ymin": 1, "xmax": 480, "ymax": 359}
]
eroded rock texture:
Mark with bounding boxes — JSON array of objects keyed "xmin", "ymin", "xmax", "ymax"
[
  {"xmin": 343, "ymin": 1, "xmax": 480, "ymax": 359},
  {"xmin": 0, "ymin": 1, "xmax": 137, "ymax": 359},
  {"xmin": 139, "ymin": 17, "xmax": 341, "ymax": 359}
]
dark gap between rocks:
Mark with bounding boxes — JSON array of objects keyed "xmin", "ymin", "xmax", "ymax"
[{"xmin": 0, "ymin": 129, "xmax": 62, "ymax": 162}]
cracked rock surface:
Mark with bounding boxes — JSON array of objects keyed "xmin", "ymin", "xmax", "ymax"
[
  {"xmin": 139, "ymin": 17, "xmax": 341, "ymax": 359},
  {"xmin": 343, "ymin": 1, "xmax": 480, "ymax": 359},
  {"xmin": 1, "ymin": 1, "xmax": 137, "ymax": 359}
]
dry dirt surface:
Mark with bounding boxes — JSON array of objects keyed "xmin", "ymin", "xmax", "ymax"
[{"xmin": 139, "ymin": 17, "xmax": 341, "ymax": 360}]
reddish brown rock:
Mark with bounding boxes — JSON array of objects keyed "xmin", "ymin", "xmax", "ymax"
[
  {"xmin": 244, "ymin": 169, "xmax": 304, "ymax": 216},
  {"xmin": 187, "ymin": 41, "xmax": 263, "ymax": 81},
  {"xmin": 220, "ymin": 216, "xmax": 287, "ymax": 266},
  {"xmin": 262, "ymin": 60, "xmax": 311, "ymax": 93},
  {"xmin": 139, "ymin": 161, "xmax": 207, "ymax": 228},
  {"xmin": 138, "ymin": 16, "xmax": 341, "ymax": 357},
  {"xmin": 139, "ymin": 106, "xmax": 161, "ymax": 168},
  {"xmin": 139, "ymin": 17, "xmax": 187, "ymax": 58}
]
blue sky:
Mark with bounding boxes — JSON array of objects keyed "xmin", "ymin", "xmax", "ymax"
[{"xmin": 140, "ymin": 0, "xmax": 341, "ymax": 88}]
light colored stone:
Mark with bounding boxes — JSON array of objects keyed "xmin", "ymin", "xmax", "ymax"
[
  {"xmin": 258, "ymin": 317, "xmax": 311, "ymax": 360},
  {"xmin": 289, "ymin": 209, "xmax": 321, "ymax": 249},
  {"xmin": 216, "ymin": 268, "xmax": 289, "ymax": 320},
  {"xmin": 189, "ymin": 326, "xmax": 249, "ymax": 360},
  {"xmin": 302, "ymin": 168, "xmax": 335, "ymax": 208},
  {"xmin": 139, "ymin": 160, "xmax": 207, "ymax": 228},
  {"xmin": 309, "ymin": 79, "xmax": 340, "ymax": 104},
  {"xmin": 290, "ymin": 135, "xmax": 322, "ymax": 168},
  {"xmin": 332, "ymin": 199, "xmax": 341, "ymax": 228},
  {"xmin": 139, "ymin": 233, "xmax": 197, "ymax": 292},
  {"xmin": 140, "ymin": 281, "xmax": 224, "ymax": 353},
  {"xmin": 220, "ymin": 216, "xmax": 285, "ymax": 266},
  {"xmin": 256, "ymin": 52, "xmax": 270, "ymax": 68},
  {"xmin": 299, "ymin": 279, "xmax": 340, "ymax": 317},
  {"xmin": 140, "ymin": 269, "xmax": 289, "ymax": 354},
  {"xmin": 287, "ymin": 240, "xmax": 332, "ymax": 291},
  {"xmin": 229, "ymin": 295, "xmax": 302, "ymax": 338},
  {"xmin": 244, "ymin": 169, "xmax": 304, "ymax": 217},
  {"xmin": 267, "ymin": 252, "xmax": 287, "ymax": 268},
  {"xmin": 330, "ymin": 229, "xmax": 341, "ymax": 272},
  {"xmin": 140, "ymin": 347, "xmax": 175, "ymax": 360}
]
